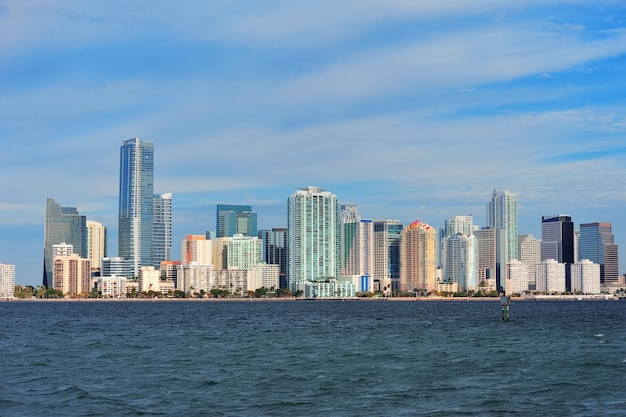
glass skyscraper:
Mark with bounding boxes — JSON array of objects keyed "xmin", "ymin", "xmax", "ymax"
[
  {"xmin": 119, "ymin": 138, "xmax": 154, "ymax": 277},
  {"xmin": 43, "ymin": 198, "xmax": 87, "ymax": 288},
  {"xmin": 486, "ymin": 190, "xmax": 518, "ymax": 290},
  {"xmin": 216, "ymin": 204, "xmax": 257, "ymax": 238},
  {"xmin": 579, "ymin": 222, "xmax": 618, "ymax": 284},
  {"xmin": 153, "ymin": 192, "xmax": 172, "ymax": 267},
  {"xmin": 287, "ymin": 186, "xmax": 339, "ymax": 291}
]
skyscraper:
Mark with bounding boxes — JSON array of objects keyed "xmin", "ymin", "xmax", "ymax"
[
  {"xmin": 373, "ymin": 219, "xmax": 403, "ymax": 293},
  {"xmin": 258, "ymin": 228, "xmax": 288, "ymax": 288},
  {"xmin": 287, "ymin": 186, "xmax": 339, "ymax": 291},
  {"xmin": 119, "ymin": 138, "xmax": 154, "ymax": 277},
  {"xmin": 216, "ymin": 204, "xmax": 257, "ymax": 238},
  {"xmin": 43, "ymin": 198, "xmax": 87, "ymax": 288},
  {"xmin": 486, "ymin": 190, "xmax": 518, "ymax": 289},
  {"xmin": 441, "ymin": 233, "xmax": 478, "ymax": 291},
  {"xmin": 339, "ymin": 205, "xmax": 374, "ymax": 293},
  {"xmin": 541, "ymin": 215, "xmax": 575, "ymax": 291},
  {"xmin": 518, "ymin": 234, "xmax": 541, "ymax": 290},
  {"xmin": 0, "ymin": 262, "xmax": 15, "ymax": 299},
  {"xmin": 153, "ymin": 192, "xmax": 172, "ymax": 267},
  {"xmin": 399, "ymin": 220, "xmax": 437, "ymax": 293},
  {"xmin": 579, "ymin": 222, "xmax": 618, "ymax": 284},
  {"xmin": 86, "ymin": 220, "xmax": 106, "ymax": 273}
]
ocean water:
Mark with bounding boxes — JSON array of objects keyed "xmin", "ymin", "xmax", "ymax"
[{"xmin": 1, "ymin": 299, "xmax": 625, "ymax": 416}]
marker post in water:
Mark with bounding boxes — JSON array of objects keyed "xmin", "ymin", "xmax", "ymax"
[{"xmin": 500, "ymin": 292, "xmax": 511, "ymax": 321}]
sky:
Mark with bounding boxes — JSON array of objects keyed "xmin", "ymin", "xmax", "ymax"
[{"xmin": 2, "ymin": 1, "xmax": 626, "ymax": 286}]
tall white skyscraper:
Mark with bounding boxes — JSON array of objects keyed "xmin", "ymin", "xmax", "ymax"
[
  {"xmin": 486, "ymin": 190, "xmax": 518, "ymax": 289},
  {"xmin": 340, "ymin": 205, "xmax": 375, "ymax": 292},
  {"xmin": 119, "ymin": 138, "xmax": 154, "ymax": 277},
  {"xmin": 287, "ymin": 186, "xmax": 339, "ymax": 292},
  {"xmin": 441, "ymin": 233, "xmax": 478, "ymax": 291},
  {"xmin": 518, "ymin": 234, "xmax": 541, "ymax": 289}
]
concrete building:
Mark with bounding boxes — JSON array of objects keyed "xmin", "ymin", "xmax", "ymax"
[
  {"xmin": 536, "ymin": 259, "xmax": 566, "ymax": 294},
  {"xmin": 518, "ymin": 234, "xmax": 541, "ymax": 290},
  {"xmin": 399, "ymin": 220, "xmax": 437, "ymax": 293},
  {"xmin": 53, "ymin": 254, "xmax": 91, "ymax": 295},
  {"xmin": 87, "ymin": 221, "xmax": 106, "ymax": 272},
  {"xmin": 474, "ymin": 228, "xmax": 497, "ymax": 290},
  {"xmin": 340, "ymin": 205, "xmax": 375, "ymax": 293},
  {"xmin": 227, "ymin": 234, "xmax": 262, "ymax": 270},
  {"xmin": 247, "ymin": 263, "xmax": 280, "ymax": 292},
  {"xmin": 303, "ymin": 279, "xmax": 355, "ymax": 298},
  {"xmin": 571, "ymin": 259, "xmax": 601, "ymax": 294},
  {"xmin": 138, "ymin": 266, "xmax": 161, "ymax": 293},
  {"xmin": 97, "ymin": 275, "xmax": 127, "ymax": 298},
  {"xmin": 505, "ymin": 259, "xmax": 529, "ymax": 294},
  {"xmin": 287, "ymin": 186, "xmax": 339, "ymax": 292},
  {"xmin": 441, "ymin": 233, "xmax": 478, "ymax": 291},
  {"xmin": 176, "ymin": 262, "xmax": 214, "ymax": 294},
  {"xmin": 181, "ymin": 235, "xmax": 213, "ymax": 266},
  {"xmin": 0, "ymin": 262, "xmax": 15, "ymax": 299}
]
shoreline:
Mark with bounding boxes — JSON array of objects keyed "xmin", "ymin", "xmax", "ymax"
[{"xmin": 1, "ymin": 295, "xmax": 621, "ymax": 302}]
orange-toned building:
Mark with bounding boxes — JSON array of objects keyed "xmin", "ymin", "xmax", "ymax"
[{"xmin": 399, "ymin": 220, "xmax": 437, "ymax": 293}]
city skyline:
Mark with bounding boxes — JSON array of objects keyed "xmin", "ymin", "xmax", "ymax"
[{"xmin": 2, "ymin": 2, "xmax": 626, "ymax": 285}]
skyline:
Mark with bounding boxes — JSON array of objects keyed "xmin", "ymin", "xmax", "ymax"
[{"xmin": 2, "ymin": 2, "xmax": 626, "ymax": 285}]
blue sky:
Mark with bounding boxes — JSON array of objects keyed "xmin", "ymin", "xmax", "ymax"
[{"xmin": 2, "ymin": 1, "xmax": 626, "ymax": 286}]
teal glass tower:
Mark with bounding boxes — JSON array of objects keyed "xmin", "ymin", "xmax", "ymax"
[
  {"xmin": 119, "ymin": 138, "xmax": 154, "ymax": 277},
  {"xmin": 42, "ymin": 198, "xmax": 87, "ymax": 288}
]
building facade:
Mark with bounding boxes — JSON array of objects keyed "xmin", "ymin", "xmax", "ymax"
[
  {"xmin": 518, "ymin": 234, "xmax": 541, "ymax": 290},
  {"xmin": 153, "ymin": 192, "xmax": 172, "ymax": 267},
  {"xmin": 87, "ymin": 220, "xmax": 107, "ymax": 273},
  {"xmin": 258, "ymin": 228, "xmax": 288, "ymax": 288},
  {"xmin": 216, "ymin": 204, "xmax": 257, "ymax": 238},
  {"xmin": 0, "ymin": 262, "xmax": 15, "ymax": 299},
  {"xmin": 399, "ymin": 220, "xmax": 437, "ymax": 293},
  {"xmin": 43, "ymin": 198, "xmax": 87, "ymax": 288},
  {"xmin": 287, "ymin": 186, "xmax": 339, "ymax": 292},
  {"xmin": 181, "ymin": 235, "xmax": 213, "ymax": 266},
  {"xmin": 579, "ymin": 222, "xmax": 618, "ymax": 284},
  {"xmin": 373, "ymin": 219, "xmax": 403, "ymax": 294},
  {"xmin": 441, "ymin": 233, "xmax": 478, "ymax": 291},
  {"xmin": 486, "ymin": 190, "xmax": 518, "ymax": 289},
  {"xmin": 119, "ymin": 138, "xmax": 154, "ymax": 277},
  {"xmin": 53, "ymin": 254, "xmax": 91, "ymax": 295},
  {"xmin": 536, "ymin": 259, "xmax": 566, "ymax": 294},
  {"xmin": 571, "ymin": 259, "xmax": 601, "ymax": 294}
]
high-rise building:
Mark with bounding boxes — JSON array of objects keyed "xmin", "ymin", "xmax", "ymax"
[
  {"xmin": 258, "ymin": 228, "xmax": 288, "ymax": 288},
  {"xmin": 518, "ymin": 234, "xmax": 541, "ymax": 290},
  {"xmin": 287, "ymin": 186, "xmax": 339, "ymax": 291},
  {"xmin": 0, "ymin": 262, "xmax": 15, "ymax": 299},
  {"xmin": 43, "ymin": 198, "xmax": 87, "ymax": 288},
  {"xmin": 506, "ymin": 259, "xmax": 529, "ymax": 294},
  {"xmin": 340, "ymin": 205, "xmax": 374, "ymax": 292},
  {"xmin": 373, "ymin": 219, "xmax": 403, "ymax": 294},
  {"xmin": 181, "ymin": 235, "xmax": 213, "ymax": 266},
  {"xmin": 579, "ymin": 222, "xmax": 619, "ymax": 284},
  {"xmin": 101, "ymin": 257, "xmax": 134, "ymax": 278},
  {"xmin": 119, "ymin": 138, "xmax": 154, "ymax": 277},
  {"xmin": 541, "ymin": 215, "xmax": 575, "ymax": 290},
  {"xmin": 86, "ymin": 220, "xmax": 106, "ymax": 272},
  {"xmin": 216, "ymin": 204, "xmax": 257, "ymax": 238},
  {"xmin": 443, "ymin": 215, "xmax": 474, "ymax": 237},
  {"xmin": 53, "ymin": 254, "xmax": 91, "ymax": 295},
  {"xmin": 153, "ymin": 193, "xmax": 172, "ymax": 267},
  {"xmin": 399, "ymin": 220, "xmax": 437, "ymax": 293},
  {"xmin": 227, "ymin": 234, "xmax": 262, "ymax": 270},
  {"xmin": 474, "ymin": 228, "xmax": 497, "ymax": 288},
  {"xmin": 441, "ymin": 233, "xmax": 478, "ymax": 291},
  {"xmin": 571, "ymin": 259, "xmax": 601, "ymax": 294},
  {"xmin": 536, "ymin": 259, "xmax": 566, "ymax": 293},
  {"xmin": 486, "ymin": 190, "xmax": 518, "ymax": 289}
]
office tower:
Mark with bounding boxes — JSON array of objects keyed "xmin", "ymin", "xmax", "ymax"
[
  {"xmin": 227, "ymin": 235, "xmax": 262, "ymax": 270},
  {"xmin": 518, "ymin": 234, "xmax": 541, "ymax": 289},
  {"xmin": 541, "ymin": 215, "xmax": 575, "ymax": 290},
  {"xmin": 153, "ymin": 193, "xmax": 172, "ymax": 267},
  {"xmin": 571, "ymin": 259, "xmax": 601, "ymax": 294},
  {"xmin": 43, "ymin": 198, "xmax": 87, "ymax": 288},
  {"xmin": 374, "ymin": 219, "xmax": 403, "ymax": 293},
  {"xmin": 474, "ymin": 228, "xmax": 497, "ymax": 287},
  {"xmin": 0, "ymin": 262, "xmax": 15, "ymax": 299},
  {"xmin": 53, "ymin": 254, "xmax": 91, "ymax": 295},
  {"xmin": 181, "ymin": 235, "xmax": 213, "ymax": 266},
  {"xmin": 101, "ymin": 257, "xmax": 133, "ymax": 278},
  {"xmin": 399, "ymin": 220, "xmax": 437, "ymax": 293},
  {"xmin": 216, "ymin": 204, "xmax": 257, "ymax": 238},
  {"xmin": 535, "ymin": 259, "xmax": 566, "ymax": 293},
  {"xmin": 258, "ymin": 228, "xmax": 288, "ymax": 288},
  {"xmin": 87, "ymin": 220, "xmax": 106, "ymax": 272},
  {"xmin": 287, "ymin": 186, "xmax": 339, "ymax": 291},
  {"xmin": 441, "ymin": 233, "xmax": 478, "ymax": 291},
  {"xmin": 119, "ymin": 138, "xmax": 154, "ymax": 277},
  {"xmin": 486, "ymin": 190, "xmax": 518, "ymax": 289},
  {"xmin": 340, "ymin": 205, "xmax": 375, "ymax": 292},
  {"xmin": 579, "ymin": 222, "xmax": 619, "ymax": 284}
]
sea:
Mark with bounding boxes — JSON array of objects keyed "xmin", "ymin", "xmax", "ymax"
[{"xmin": 1, "ymin": 299, "xmax": 625, "ymax": 416}]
